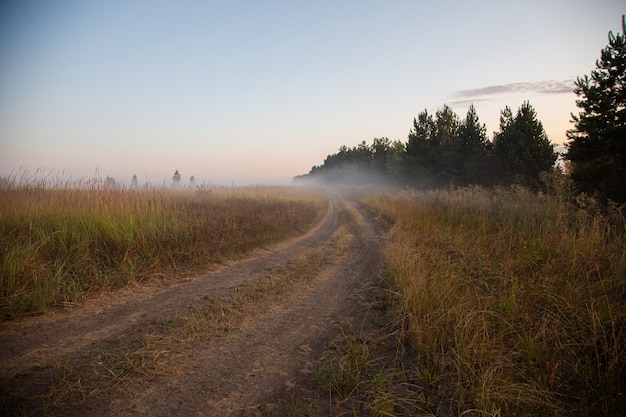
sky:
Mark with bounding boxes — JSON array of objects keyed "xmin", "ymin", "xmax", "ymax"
[{"xmin": 0, "ymin": 1, "xmax": 624, "ymax": 185}]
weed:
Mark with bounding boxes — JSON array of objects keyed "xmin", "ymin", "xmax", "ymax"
[{"xmin": 358, "ymin": 186, "xmax": 626, "ymax": 416}]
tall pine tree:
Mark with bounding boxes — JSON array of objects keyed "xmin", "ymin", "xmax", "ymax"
[
  {"xmin": 566, "ymin": 17, "xmax": 626, "ymax": 203},
  {"xmin": 455, "ymin": 104, "xmax": 491, "ymax": 186},
  {"xmin": 493, "ymin": 102, "xmax": 556, "ymax": 189},
  {"xmin": 404, "ymin": 110, "xmax": 438, "ymax": 187}
]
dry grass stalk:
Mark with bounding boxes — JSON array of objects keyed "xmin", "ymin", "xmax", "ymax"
[
  {"xmin": 358, "ymin": 186, "xmax": 625, "ymax": 417},
  {"xmin": 0, "ymin": 173, "xmax": 326, "ymax": 320}
]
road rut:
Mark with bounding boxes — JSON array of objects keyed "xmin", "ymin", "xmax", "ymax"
[{"xmin": 0, "ymin": 193, "xmax": 383, "ymax": 416}]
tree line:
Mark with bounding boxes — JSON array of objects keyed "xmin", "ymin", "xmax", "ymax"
[
  {"xmin": 295, "ymin": 101, "xmax": 556, "ymax": 190},
  {"xmin": 295, "ymin": 19, "xmax": 626, "ymax": 204}
]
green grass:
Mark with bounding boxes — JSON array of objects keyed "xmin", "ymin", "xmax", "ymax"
[
  {"xmin": 357, "ymin": 184, "xmax": 625, "ymax": 416},
  {"xmin": 0, "ymin": 175, "xmax": 326, "ymax": 320}
]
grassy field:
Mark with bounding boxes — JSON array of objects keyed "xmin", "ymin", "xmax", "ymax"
[
  {"xmin": 357, "ymin": 184, "xmax": 625, "ymax": 416},
  {"xmin": 2, "ymin": 173, "xmax": 625, "ymax": 416},
  {"xmin": 0, "ymin": 177, "xmax": 327, "ymax": 320}
]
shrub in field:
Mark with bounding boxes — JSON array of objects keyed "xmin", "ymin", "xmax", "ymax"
[
  {"xmin": 360, "ymin": 187, "xmax": 625, "ymax": 416},
  {"xmin": 0, "ymin": 179, "xmax": 326, "ymax": 320}
]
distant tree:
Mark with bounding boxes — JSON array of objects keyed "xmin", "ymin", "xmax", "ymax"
[
  {"xmin": 435, "ymin": 105, "xmax": 461, "ymax": 184},
  {"xmin": 189, "ymin": 175, "xmax": 196, "ymax": 187},
  {"xmin": 131, "ymin": 174, "xmax": 138, "ymax": 188},
  {"xmin": 336, "ymin": 145, "xmax": 350, "ymax": 163},
  {"xmin": 566, "ymin": 18, "xmax": 626, "ymax": 203},
  {"xmin": 493, "ymin": 102, "xmax": 556, "ymax": 189},
  {"xmin": 172, "ymin": 170, "xmax": 181, "ymax": 186},
  {"xmin": 404, "ymin": 105, "xmax": 461, "ymax": 187},
  {"xmin": 386, "ymin": 139, "xmax": 406, "ymax": 182},
  {"xmin": 371, "ymin": 137, "xmax": 392, "ymax": 177},
  {"xmin": 454, "ymin": 104, "xmax": 492, "ymax": 185},
  {"xmin": 105, "ymin": 175, "xmax": 116, "ymax": 188},
  {"xmin": 297, "ymin": 138, "xmax": 407, "ymax": 185},
  {"xmin": 404, "ymin": 109, "xmax": 438, "ymax": 187},
  {"xmin": 435, "ymin": 104, "xmax": 460, "ymax": 146},
  {"xmin": 354, "ymin": 140, "xmax": 372, "ymax": 163}
]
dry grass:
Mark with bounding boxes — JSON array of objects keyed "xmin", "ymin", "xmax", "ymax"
[
  {"xmin": 0, "ymin": 172, "xmax": 327, "ymax": 320},
  {"xmin": 357, "ymin": 184, "xmax": 625, "ymax": 416},
  {"xmin": 27, "ymin": 204, "xmax": 355, "ymax": 415}
]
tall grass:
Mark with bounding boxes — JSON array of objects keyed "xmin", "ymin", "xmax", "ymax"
[
  {"xmin": 0, "ymin": 174, "xmax": 326, "ymax": 320},
  {"xmin": 359, "ymin": 186, "xmax": 625, "ymax": 416}
]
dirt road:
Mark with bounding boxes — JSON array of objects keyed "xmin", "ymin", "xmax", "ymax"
[{"xmin": 0, "ymin": 193, "xmax": 385, "ymax": 416}]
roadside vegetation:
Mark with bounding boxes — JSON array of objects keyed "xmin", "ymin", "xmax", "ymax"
[
  {"xmin": 351, "ymin": 180, "xmax": 625, "ymax": 416},
  {"xmin": 303, "ymin": 24, "xmax": 626, "ymax": 415},
  {"xmin": 0, "ymin": 174, "xmax": 327, "ymax": 320}
]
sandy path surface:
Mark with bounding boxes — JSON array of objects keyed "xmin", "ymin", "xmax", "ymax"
[{"xmin": 0, "ymin": 193, "xmax": 384, "ymax": 416}]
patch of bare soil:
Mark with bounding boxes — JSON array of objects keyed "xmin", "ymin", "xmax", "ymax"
[{"xmin": 0, "ymin": 193, "xmax": 386, "ymax": 416}]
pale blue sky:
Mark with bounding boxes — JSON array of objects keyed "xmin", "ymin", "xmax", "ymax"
[{"xmin": 1, "ymin": 1, "xmax": 624, "ymax": 184}]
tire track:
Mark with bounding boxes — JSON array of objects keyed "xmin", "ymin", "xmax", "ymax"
[
  {"xmin": 104, "ymin": 196, "xmax": 383, "ymax": 416},
  {"xmin": 0, "ymin": 195, "xmax": 338, "ymax": 377},
  {"xmin": 0, "ymin": 193, "xmax": 383, "ymax": 416}
]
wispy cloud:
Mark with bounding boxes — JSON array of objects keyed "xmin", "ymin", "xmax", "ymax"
[{"xmin": 450, "ymin": 79, "xmax": 575, "ymax": 106}]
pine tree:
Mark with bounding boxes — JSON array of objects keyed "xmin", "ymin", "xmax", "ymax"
[
  {"xmin": 566, "ymin": 17, "xmax": 626, "ymax": 203},
  {"xmin": 172, "ymin": 170, "xmax": 181, "ymax": 186},
  {"xmin": 493, "ymin": 102, "xmax": 556, "ymax": 188},
  {"xmin": 455, "ymin": 104, "xmax": 491, "ymax": 185},
  {"xmin": 404, "ymin": 106, "xmax": 464, "ymax": 187},
  {"xmin": 404, "ymin": 110, "xmax": 438, "ymax": 187},
  {"xmin": 371, "ymin": 137, "xmax": 392, "ymax": 178}
]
